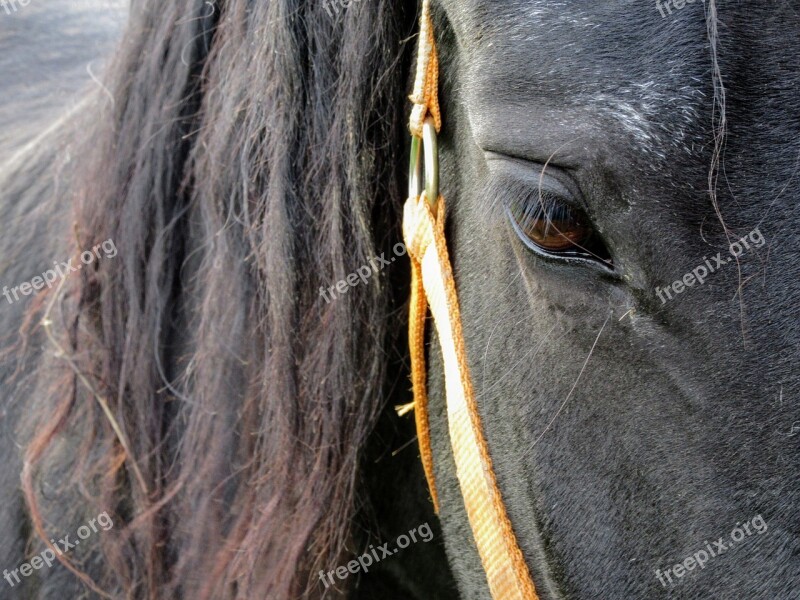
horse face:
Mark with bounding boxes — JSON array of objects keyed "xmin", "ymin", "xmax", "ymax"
[{"xmin": 426, "ymin": 1, "xmax": 800, "ymax": 597}]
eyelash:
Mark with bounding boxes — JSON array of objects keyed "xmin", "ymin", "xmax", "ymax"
[
  {"xmin": 508, "ymin": 190, "xmax": 592, "ymax": 253},
  {"xmin": 485, "ymin": 173, "xmax": 614, "ymax": 269}
]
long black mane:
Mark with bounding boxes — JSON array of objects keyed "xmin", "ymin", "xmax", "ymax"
[{"xmin": 5, "ymin": 1, "xmax": 418, "ymax": 597}]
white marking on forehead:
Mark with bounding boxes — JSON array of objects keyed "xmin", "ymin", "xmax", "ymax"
[
  {"xmin": 588, "ymin": 83, "xmax": 705, "ymax": 164},
  {"xmin": 593, "ymin": 97, "xmax": 656, "ymax": 147}
]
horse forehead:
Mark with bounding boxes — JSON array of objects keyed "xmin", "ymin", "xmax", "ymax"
[
  {"xmin": 443, "ymin": 0, "xmax": 704, "ymax": 57},
  {"xmin": 445, "ymin": 2, "xmax": 798, "ymax": 96},
  {"xmin": 442, "ymin": 4, "xmax": 703, "ymax": 160},
  {"xmin": 444, "ymin": 1, "xmax": 800, "ymax": 159},
  {"xmin": 445, "ymin": 2, "xmax": 707, "ymax": 130}
]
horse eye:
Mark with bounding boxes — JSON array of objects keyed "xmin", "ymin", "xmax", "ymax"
[{"xmin": 506, "ymin": 189, "xmax": 612, "ymax": 266}]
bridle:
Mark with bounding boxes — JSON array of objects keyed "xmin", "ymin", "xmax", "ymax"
[{"xmin": 399, "ymin": 1, "xmax": 541, "ymax": 598}]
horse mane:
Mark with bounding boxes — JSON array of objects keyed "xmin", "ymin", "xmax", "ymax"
[{"xmin": 16, "ymin": 0, "xmax": 416, "ymax": 597}]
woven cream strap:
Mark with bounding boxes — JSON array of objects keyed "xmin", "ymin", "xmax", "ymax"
[
  {"xmin": 401, "ymin": 7, "xmax": 540, "ymax": 592},
  {"xmin": 402, "ymin": 192, "xmax": 540, "ymax": 599}
]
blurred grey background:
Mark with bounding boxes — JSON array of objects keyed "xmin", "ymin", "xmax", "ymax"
[{"xmin": 0, "ymin": 0, "xmax": 128, "ymax": 163}]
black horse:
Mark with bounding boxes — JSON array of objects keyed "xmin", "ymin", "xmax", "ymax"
[{"xmin": 0, "ymin": 0, "xmax": 797, "ymax": 598}]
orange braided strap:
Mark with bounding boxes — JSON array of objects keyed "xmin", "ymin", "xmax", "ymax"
[
  {"xmin": 409, "ymin": 0, "xmax": 441, "ymax": 138},
  {"xmin": 407, "ymin": 220, "xmax": 439, "ymax": 512},
  {"xmin": 403, "ymin": 194, "xmax": 540, "ymax": 600}
]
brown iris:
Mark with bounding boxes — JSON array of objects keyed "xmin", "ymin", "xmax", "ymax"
[
  {"xmin": 508, "ymin": 191, "xmax": 592, "ymax": 251},
  {"xmin": 524, "ymin": 207, "xmax": 592, "ymax": 251},
  {"xmin": 505, "ymin": 188, "xmax": 612, "ymax": 266}
]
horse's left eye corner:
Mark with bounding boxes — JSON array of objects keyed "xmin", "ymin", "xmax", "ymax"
[{"xmin": 505, "ymin": 192, "xmax": 614, "ymax": 272}]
